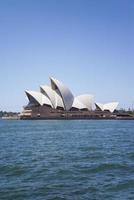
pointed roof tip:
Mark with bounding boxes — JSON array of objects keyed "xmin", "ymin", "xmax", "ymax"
[
  {"xmin": 49, "ymin": 77, "xmax": 56, "ymax": 85},
  {"xmin": 25, "ymin": 90, "xmax": 35, "ymax": 95},
  {"xmin": 25, "ymin": 90, "xmax": 29, "ymax": 94},
  {"xmin": 50, "ymin": 77, "xmax": 61, "ymax": 83},
  {"xmin": 49, "ymin": 76, "xmax": 54, "ymax": 81}
]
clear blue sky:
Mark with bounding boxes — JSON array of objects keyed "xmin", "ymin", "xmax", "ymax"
[{"xmin": 0, "ymin": 0, "xmax": 133, "ymax": 111}]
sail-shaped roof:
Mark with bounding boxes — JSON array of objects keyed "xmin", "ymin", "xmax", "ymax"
[
  {"xmin": 25, "ymin": 91, "xmax": 52, "ymax": 107},
  {"xmin": 24, "ymin": 77, "xmax": 119, "ymax": 113},
  {"xmin": 76, "ymin": 95, "xmax": 94, "ymax": 110},
  {"xmin": 95, "ymin": 102, "xmax": 119, "ymax": 112},
  {"xmin": 72, "ymin": 98, "xmax": 87, "ymax": 110},
  {"xmin": 40, "ymin": 85, "xmax": 56, "ymax": 108},
  {"xmin": 40, "ymin": 85, "xmax": 64, "ymax": 109},
  {"xmin": 50, "ymin": 77, "xmax": 74, "ymax": 110}
]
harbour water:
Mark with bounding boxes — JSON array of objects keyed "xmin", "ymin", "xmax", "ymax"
[{"xmin": 0, "ymin": 120, "xmax": 134, "ymax": 199}]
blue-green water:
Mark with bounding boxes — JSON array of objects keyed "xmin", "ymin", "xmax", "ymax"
[{"xmin": 0, "ymin": 120, "xmax": 134, "ymax": 200}]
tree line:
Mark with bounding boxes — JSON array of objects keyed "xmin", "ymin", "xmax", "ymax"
[{"xmin": 0, "ymin": 111, "xmax": 20, "ymax": 117}]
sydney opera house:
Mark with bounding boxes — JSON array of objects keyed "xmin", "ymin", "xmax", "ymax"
[{"xmin": 20, "ymin": 77, "xmax": 119, "ymax": 119}]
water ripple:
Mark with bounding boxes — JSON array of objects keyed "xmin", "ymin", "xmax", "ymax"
[{"xmin": 0, "ymin": 120, "xmax": 134, "ymax": 199}]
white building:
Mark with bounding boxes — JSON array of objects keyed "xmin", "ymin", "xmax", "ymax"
[
  {"xmin": 25, "ymin": 77, "xmax": 94, "ymax": 111},
  {"xmin": 25, "ymin": 77, "xmax": 118, "ymax": 112}
]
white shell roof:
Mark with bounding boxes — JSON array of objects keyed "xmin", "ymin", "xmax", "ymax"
[
  {"xmin": 40, "ymin": 85, "xmax": 56, "ymax": 108},
  {"xmin": 55, "ymin": 92, "xmax": 64, "ymax": 109},
  {"xmin": 25, "ymin": 91, "xmax": 52, "ymax": 107},
  {"xmin": 50, "ymin": 77, "xmax": 74, "ymax": 111},
  {"xmin": 72, "ymin": 98, "xmax": 87, "ymax": 109},
  {"xmin": 95, "ymin": 103, "xmax": 104, "ymax": 111},
  {"xmin": 76, "ymin": 94, "xmax": 94, "ymax": 110},
  {"xmin": 95, "ymin": 102, "xmax": 119, "ymax": 112},
  {"xmin": 25, "ymin": 77, "xmax": 119, "ymax": 112},
  {"xmin": 40, "ymin": 85, "xmax": 64, "ymax": 109}
]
